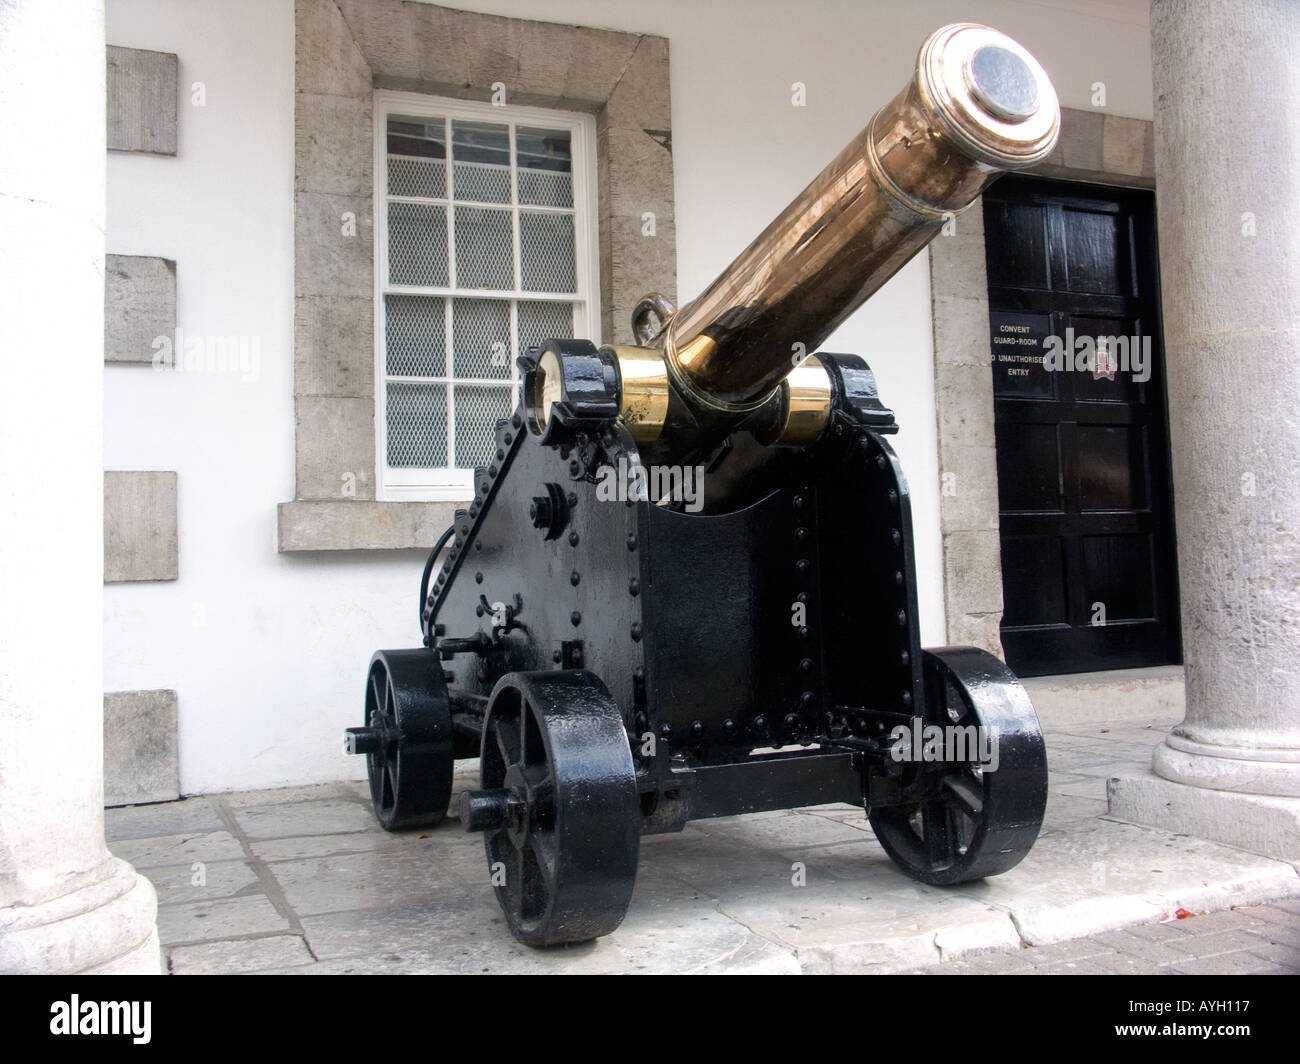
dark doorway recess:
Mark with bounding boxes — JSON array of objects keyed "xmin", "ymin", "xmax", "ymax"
[{"xmin": 982, "ymin": 175, "xmax": 1181, "ymax": 677}]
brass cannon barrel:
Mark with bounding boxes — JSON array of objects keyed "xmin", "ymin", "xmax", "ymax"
[{"xmin": 659, "ymin": 22, "xmax": 1060, "ymax": 414}]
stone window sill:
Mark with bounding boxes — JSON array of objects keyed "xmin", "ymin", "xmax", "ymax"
[{"xmin": 277, "ymin": 500, "xmax": 467, "ymax": 552}]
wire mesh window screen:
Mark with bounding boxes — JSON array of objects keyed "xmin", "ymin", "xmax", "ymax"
[
  {"xmin": 386, "ymin": 382, "xmax": 449, "ymax": 467},
  {"xmin": 380, "ymin": 106, "xmax": 589, "ymax": 488},
  {"xmin": 452, "ymin": 299, "xmax": 511, "ymax": 379},
  {"xmin": 385, "ymin": 295, "xmax": 445, "ymax": 376},
  {"xmin": 388, "ymin": 201, "xmax": 449, "ymax": 287},
  {"xmin": 454, "ymin": 206, "xmax": 514, "ymax": 289},
  {"xmin": 518, "ymin": 300, "xmax": 575, "ymax": 354},
  {"xmin": 520, "ymin": 211, "xmax": 576, "ymax": 291},
  {"xmin": 453, "ymin": 385, "xmax": 518, "ymax": 469}
]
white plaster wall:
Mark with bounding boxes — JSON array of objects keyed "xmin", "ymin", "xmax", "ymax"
[{"xmin": 105, "ymin": 0, "xmax": 1153, "ymax": 793}]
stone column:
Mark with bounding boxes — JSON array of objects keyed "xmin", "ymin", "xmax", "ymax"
[
  {"xmin": 1109, "ymin": 0, "xmax": 1300, "ymax": 858},
  {"xmin": 0, "ymin": 0, "xmax": 159, "ymax": 971}
]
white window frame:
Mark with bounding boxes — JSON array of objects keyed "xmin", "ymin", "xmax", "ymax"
[{"xmin": 373, "ymin": 90, "xmax": 601, "ymax": 501}]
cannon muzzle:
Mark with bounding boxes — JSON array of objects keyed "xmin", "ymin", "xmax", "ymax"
[
  {"xmin": 526, "ymin": 24, "xmax": 1059, "ymax": 460},
  {"xmin": 660, "ymin": 23, "xmax": 1059, "ymax": 417},
  {"xmin": 661, "ymin": 22, "xmax": 1059, "ymax": 414}
]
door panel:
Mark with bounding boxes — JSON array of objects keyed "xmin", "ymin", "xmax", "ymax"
[{"xmin": 983, "ymin": 176, "xmax": 1181, "ymax": 676}]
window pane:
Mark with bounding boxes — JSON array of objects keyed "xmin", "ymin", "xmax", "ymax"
[
  {"xmin": 385, "ymin": 295, "xmax": 445, "ymax": 376},
  {"xmin": 517, "ymin": 126, "xmax": 572, "ymax": 208},
  {"xmin": 517, "ymin": 300, "xmax": 573, "ymax": 356},
  {"xmin": 453, "ymin": 385, "xmax": 515, "ymax": 469},
  {"xmin": 452, "ymin": 298, "xmax": 510, "ymax": 379},
  {"xmin": 453, "ymin": 120, "xmax": 511, "ymax": 203},
  {"xmin": 454, "ymin": 206, "xmax": 513, "ymax": 289},
  {"xmin": 388, "ymin": 201, "xmax": 449, "ymax": 286},
  {"xmin": 380, "ymin": 105, "xmax": 592, "ymax": 485},
  {"xmin": 387, "ymin": 116, "xmax": 447, "ymax": 198},
  {"xmin": 519, "ymin": 211, "xmax": 575, "ymax": 292},
  {"xmin": 387, "ymin": 381, "xmax": 448, "ymax": 467}
]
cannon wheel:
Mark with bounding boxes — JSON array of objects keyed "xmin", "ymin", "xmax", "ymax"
[
  {"xmin": 478, "ymin": 670, "xmax": 639, "ymax": 947},
  {"xmin": 360, "ymin": 649, "xmax": 455, "ymax": 831},
  {"xmin": 869, "ymin": 646, "xmax": 1047, "ymax": 886}
]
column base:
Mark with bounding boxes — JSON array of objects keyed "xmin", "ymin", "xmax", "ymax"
[
  {"xmin": 1154, "ymin": 734, "xmax": 1300, "ymax": 798},
  {"xmin": 1108, "ymin": 768, "xmax": 1300, "ymax": 863},
  {"xmin": 0, "ymin": 856, "xmax": 160, "ymax": 974}
]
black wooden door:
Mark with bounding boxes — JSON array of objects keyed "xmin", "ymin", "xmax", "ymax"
[{"xmin": 982, "ymin": 176, "xmax": 1180, "ymax": 676}]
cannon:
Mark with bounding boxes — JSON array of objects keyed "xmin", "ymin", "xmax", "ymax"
[{"xmin": 348, "ymin": 23, "xmax": 1060, "ymax": 946}]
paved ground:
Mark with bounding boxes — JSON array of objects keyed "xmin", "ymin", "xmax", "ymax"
[{"xmin": 107, "ymin": 714, "xmax": 1300, "ymax": 974}]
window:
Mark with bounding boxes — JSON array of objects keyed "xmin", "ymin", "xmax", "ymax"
[{"xmin": 374, "ymin": 92, "xmax": 600, "ymax": 499}]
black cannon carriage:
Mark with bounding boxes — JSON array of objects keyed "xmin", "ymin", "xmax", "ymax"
[{"xmin": 347, "ymin": 22, "xmax": 1060, "ymax": 947}]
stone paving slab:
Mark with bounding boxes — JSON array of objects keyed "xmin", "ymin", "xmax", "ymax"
[
  {"xmin": 106, "ymin": 714, "xmax": 1300, "ymax": 974},
  {"xmin": 248, "ymin": 830, "xmax": 409, "ymax": 862},
  {"xmin": 268, "ymin": 845, "xmax": 483, "ymax": 917},
  {"xmin": 231, "ymin": 798, "xmax": 377, "ymax": 840},
  {"xmin": 169, "ymin": 935, "xmax": 316, "ymax": 975},
  {"xmin": 111, "ymin": 829, "xmax": 246, "ymax": 870},
  {"xmin": 132, "ymin": 859, "xmax": 262, "ymax": 906},
  {"xmin": 156, "ymin": 895, "xmax": 291, "ymax": 946},
  {"xmin": 105, "ymin": 796, "xmax": 225, "ymax": 841}
]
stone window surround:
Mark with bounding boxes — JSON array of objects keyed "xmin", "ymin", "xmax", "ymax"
[
  {"xmin": 930, "ymin": 106, "xmax": 1158, "ymax": 661},
  {"xmin": 279, "ymin": 0, "xmax": 675, "ymax": 552}
]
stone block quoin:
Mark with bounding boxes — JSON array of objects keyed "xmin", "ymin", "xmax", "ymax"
[
  {"xmin": 107, "ymin": 45, "xmax": 178, "ymax": 155},
  {"xmin": 103, "ymin": 691, "xmax": 180, "ymax": 806},
  {"xmin": 105, "ymin": 254, "xmax": 176, "ymax": 364},
  {"xmin": 104, "ymin": 471, "xmax": 179, "ymax": 582}
]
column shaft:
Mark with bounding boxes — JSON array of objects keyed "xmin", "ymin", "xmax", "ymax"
[
  {"xmin": 0, "ymin": 0, "xmax": 159, "ymax": 972},
  {"xmin": 1148, "ymin": 0, "xmax": 1300, "ymax": 798}
]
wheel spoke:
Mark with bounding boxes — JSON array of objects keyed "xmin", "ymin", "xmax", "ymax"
[
  {"xmin": 527, "ymin": 772, "xmax": 557, "ymax": 834},
  {"xmin": 528, "ymin": 831, "xmax": 558, "ymax": 890},
  {"xmin": 369, "ymin": 672, "xmax": 384, "ymax": 723},
  {"xmin": 514, "ymin": 842, "xmax": 545, "ymax": 922},
  {"xmin": 495, "ymin": 715, "xmax": 520, "ymax": 767},
  {"xmin": 942, "ymin": 771, "xmax": 983, "ymax": 820},
  {"xmin": 922, "ymin": 801, "xmax": 954, "ymax": 868},
  {"xmin": 529, "ymin": 773, "xmax": 555, "ymax": 806}
]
